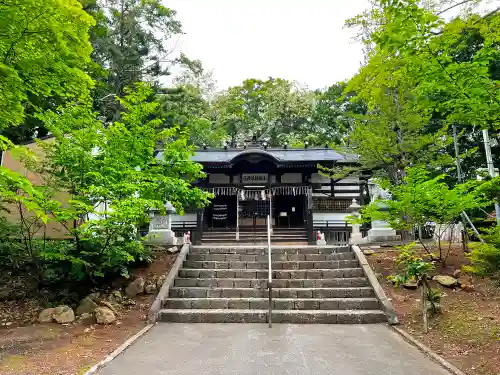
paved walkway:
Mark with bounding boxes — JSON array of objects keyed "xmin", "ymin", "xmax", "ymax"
[{"xmin": 97, "ymin": 324, "xmax": 451, "ymax": 375}]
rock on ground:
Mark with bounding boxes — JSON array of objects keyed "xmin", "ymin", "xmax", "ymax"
[
  {"xmin": 38, "ymin": 308, "xmax": 56, "ymax": 323},
  {"xmin": 125, "ymin": 277, "xmax": 145, "ymax": 298},
  {"xmin": 76, "ymin": 296, "xmax": 98, "ymax": 316},
  {"xmin": 403, "ymin": 279, "xmax": 419, "ymax": 289},
  {"xmin": 52, "ymin": 305, "xmax": 75, "ymax": 324},
  {"xmin": 167, "ymin": 246, "xmax": 180, "ymax": 254},
  {"xmin": 100, "ymin": 300, "xmax": 119, "ymax": 315},
  {"xmin": 144, "ymin": 282, "xmax": 157, "ymax": 294},
  {"xmin": 433, "ymin": 275, "xmax": 458, "ymax": 288},
  {"xmin": 363, "ymin": 249, "xmax": 375, "ymax": 256},
  {"xmin": 86, "ymin": 292, "xmax": 101, "ymax": 302},
  {"xmin": 458, "ymin": 275, "xmax": 474, "ymax": 292},
  {"xmin": 78, "ymin": 312, "xmax": 96, "ymax": 325},
  {"xmin": 95, "ymin": 306, "xmax": 116, "ymax": 324},
  {"xmin": 156, "ymin": 275, "xmax": 166, "ymax": 289}
]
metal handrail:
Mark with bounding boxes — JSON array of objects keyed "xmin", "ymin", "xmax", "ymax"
[{"xmin": 267, "ymin": 214, "xmax": 272, "ymax": 328}]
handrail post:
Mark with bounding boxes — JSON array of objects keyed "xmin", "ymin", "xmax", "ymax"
[{"xmin": 267, "ymin": 214, "xmax": 272, "ymax": 328}]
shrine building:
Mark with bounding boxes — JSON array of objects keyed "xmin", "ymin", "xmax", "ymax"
[{"xmin": 158, "ymin": 141, "xmax": 366, "ymax": 245}]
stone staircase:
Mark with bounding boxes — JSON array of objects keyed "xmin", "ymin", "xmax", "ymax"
[
  {"xmin": 158, "ymin": 245, "xmax": 387, "ymax": 323},
  {"xmin": 201, "ymin": 228, "xmax": 308, "ymax": 245}
]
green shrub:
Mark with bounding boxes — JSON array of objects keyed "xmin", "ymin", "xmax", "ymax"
[
  {"xmin": 426, "ymin": 288, "xmax": 442, "ymax": 315},
  {"xmin": 388, "ymin": 242, "xmax": 435, "ymax": 285},
  {"xmin": 465, "ymin": 225, "xmax": 500, "ymax": 281},
  {"xmin": 39, "ymin": 223, "xmax": 150, "ymax": 283}
]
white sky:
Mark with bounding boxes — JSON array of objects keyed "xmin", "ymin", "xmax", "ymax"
[{"xmin": 166, "ymin": 0, "xmax": 370, "ymax": 90}]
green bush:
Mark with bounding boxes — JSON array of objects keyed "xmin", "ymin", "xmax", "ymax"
[
  {"xmin": 465, "ymin": 225, "xmax": 500, "ymax": 281},
  {"xmin": 388, "ymin": 242, "xmax": 435, "ymax": 286},
  {"xmin": 0, "ymin": 217, "xmax": 24, "ymax": 269},
  {"xmin": 39, "ymin": 224, "xmax": 150, "ymax": 283},
  {"xmin": 0, "ymin": 216, "xmax": 150, "ymax": 290}
]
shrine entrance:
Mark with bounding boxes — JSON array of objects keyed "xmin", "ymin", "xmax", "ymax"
[{"xmin": 203, "ymin": 186, "xmax": 310, "ymax": 232}]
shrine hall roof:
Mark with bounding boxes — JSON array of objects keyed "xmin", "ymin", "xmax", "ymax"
[{"xmin": 167, "ymin": 147, "xmax": 355, "ymax": 164}]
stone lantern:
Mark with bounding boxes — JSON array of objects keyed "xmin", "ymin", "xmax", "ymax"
[
  {"xmin": 348, "ymin": 199, "xmax": 367, "ymax": 245},
  {"xmin": 145, "ymin": 201, "xmax": 177, "ymax": 246},
  {"xmin": 164, "ymin": 201, "xmax": 176, "ymax": 231}
]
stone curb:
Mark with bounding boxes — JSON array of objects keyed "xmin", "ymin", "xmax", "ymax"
[
  {"xmin": 351, "ymin": 245, "xmax": 399, "ymax": 325},
  {"xmin": 83, "ymin": 323, "xmax": 154, "ymax": 375},
  {"xmin": 392, "ymin": 326, "xmax": 468, "ymax": 375},
  {"xmin": 147, "ymin": 243, "xmax": 191, "ymax": 323}
]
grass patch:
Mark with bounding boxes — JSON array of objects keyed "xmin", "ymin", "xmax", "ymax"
[{"xmin": 438, "ymin": 310, "xmax": 500, "ymax": 346}]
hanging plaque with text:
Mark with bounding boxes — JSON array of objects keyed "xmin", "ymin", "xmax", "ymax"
[{"xmin": 241, "ymin": 173, "xmax": 268, "ymax": 184}]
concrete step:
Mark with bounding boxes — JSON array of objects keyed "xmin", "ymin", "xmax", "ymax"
[
  {"xmin": 177, "ymin": 268, "xmax": 364, "ymax": 279},
  {"xmin": 173, "ymin": 277, "xmax": 370, "ymax": 288},
  {"xmin": 189, "ymin": 246, "xmax": 351, "ymax": 255},
  {"xmin": 163, "ymin": 298, "xmax": 380, "ymax": 310},
  {"xmin": 202, "ymin": 233, "xmax": 308, "ymax": 238},
  {"xmin": 182, "ymin": 260, "xmax": 359, "ymax": 270},
  {"xmin": 201, "ymin": 238, "xmax": 308, "ymax": 244},
  {"xmin": 187, "ymin": 252, "xmax": 355, "ymax": 262},
  {"xmin": 170, "ymin": 286, "xmax": 375, "ymax": 298},
  {"xmin": 203, "ymin": 229, "xmax": 307, "ymax": 234},
  {"xmin": 157, "ymin": 309, "xmax": 387, "ymax": 324}
]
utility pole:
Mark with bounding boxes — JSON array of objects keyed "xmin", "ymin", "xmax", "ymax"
[
  {"xmin": 482, "ymin": 129, "xmax": 500, "ymax": 224},
  {"xmin": 453, "ymin": 125, "xmax": 484, "ymax": 243}
]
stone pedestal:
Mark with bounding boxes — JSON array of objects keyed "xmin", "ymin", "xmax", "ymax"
[
  {"xmin": 145, "ymin": 215, "xmax": 177, "ymax": 246},
  {"xmin": 368, "ymin": 220, "xmax": 400, "ymax": 242},
  {"xmin": 350, "ymin": 224, "xmax": 368, "ymax": 245}
]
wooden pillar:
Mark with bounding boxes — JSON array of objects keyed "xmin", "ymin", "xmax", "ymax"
[
  {"xmin": 194, "ymin": 208, "xmax": 203, "ymax": 245},
  {"xmin": 305, "ymin": 192, "xmax": 314, "ymax": 244}
]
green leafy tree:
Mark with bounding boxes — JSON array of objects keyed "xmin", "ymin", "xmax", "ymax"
[
  {"xmin": 309, "ymin": 83, "xmax": 367, "ymax": 146},
  {"xmin": 82, "ymin": 0, "xmax": 182, "ymax": 120},
  {"xmin": 389, "ymin": 242, "xmax": 440, "ymax": 332},
  {"xmin": 344, "ymin": 0, "xmax": 500, "ymax": 183},
  {"xmin": 23, "ymin": 83, "xmax": 212, "ymax": 282},
  {"xmin": 0, "ymin": 0, "xmax": 94, "ymax": 132},
  {"xmin": 357, "ymin": 167, "xmax": 487, "ymax": 261},
  {"xmin": 212, "ymin": 78, "xmax": 314, "ymax": 146},
  {"xmin": 157, "ymin": 64, "xmax": 225, "ymax": 147}
]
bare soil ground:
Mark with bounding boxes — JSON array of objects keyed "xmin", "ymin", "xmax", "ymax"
[
  {"xmin": 0, "ymin": 251, "xmax": 176, "ymax": 375},
  {"xmin": 365, "ymin": 245, "xmax": 500, "ymax": 375}
]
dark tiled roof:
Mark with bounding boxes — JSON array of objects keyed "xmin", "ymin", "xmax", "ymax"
[{"xmin": 156, "ymin": 147, "xmax": 355, "ymax": 163}]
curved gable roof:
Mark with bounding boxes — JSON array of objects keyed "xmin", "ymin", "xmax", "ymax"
[
  {"xmin": 155, "ymin": 147, "xmax": 356, "ymax": 164},
  {"xmin": 190, "ymin": 148, "xmax": 349, "ymax": 163}
]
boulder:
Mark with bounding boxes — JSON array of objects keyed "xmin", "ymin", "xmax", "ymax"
[
  {"xmin": 156, "ymin": 275, "xmax": 166, "ymax": 289},
  {"xmin": 363, "ymin": 249, "xmax": 375, "ymax": 256},
  {"xmin": 78, "ymin": 312, "xmax": 96, "ymax": 325},
  {"xmin": 433, "ymin": 275, "xmax": 458, "ymax": 288},
  {"xmin": 144, "ymin": 281, "xmax": 157, "ymax": 294},
  {"xmin": 452, "ymin": 269, "xmax": 462, "ymax": 278},
  {"xmin": 403, "ymin": 278, "xmax": 419, "ymax": 289},
  {"xmin": 167, "ymin": 246, "xmax": 180, "ymax": 254},
  {"xmin": 38, "ymin": 308, "xmax": 56, "ymax": 323},
  {"xmin": 110, "ymin": 290, "xmax": 123, "ymax": 302},
  {"xmin": 76, "ymin": 297, "xmax": 98, "ymax": 316},
  {"xmin": 125, "ymin": 277, "xmax": 145, "ymax": 298},
  {"xmin": 107, "ymin": 290, "xmax": 124, "ymax": 305},
  {"xmin": 99, "ymin": 300, "xmax": 119, "ymax": 315},
  {"xmin": 458, "ymin": 275, "xmax": 474, "ymax": 292},
  {"xmin": 86, "ymin": 292, "xmax": 101, "ymax": 302},
  {"xmin": 95, "ymin": 306, "xmax": 116, "ymax": 324},
  {"xmin": 52, "ymin": 305, "xmax": 75, "ymax": 324}
]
